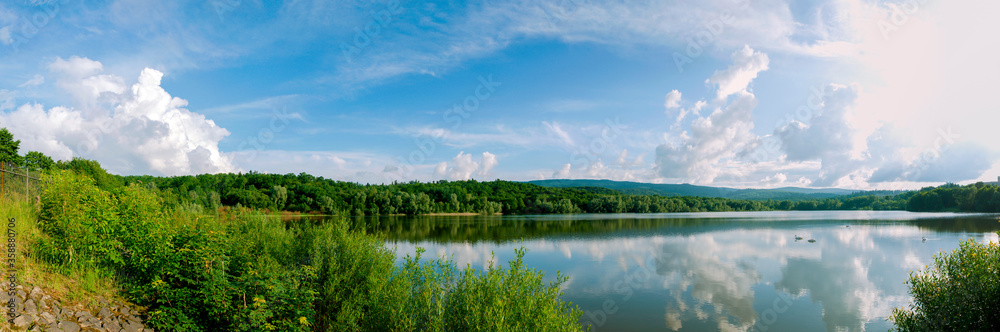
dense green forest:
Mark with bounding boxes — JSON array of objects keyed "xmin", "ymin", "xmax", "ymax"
[
  {"xmin": 3, "ymin": 126, "xmax": 1000, "ymax": 215},
  {"xmin": 37, "ymin": 158, "xmax": 924, "ymax": 214}
]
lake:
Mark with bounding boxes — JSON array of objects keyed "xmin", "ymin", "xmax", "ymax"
[{"xmin": 352, "ymin": 211, "xmax": 1000, "ymax": 331}]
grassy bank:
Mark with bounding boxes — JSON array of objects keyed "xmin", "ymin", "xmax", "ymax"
[{"xmin": 25, "ymin": 170, "xmax": 584, "ymax": 331}]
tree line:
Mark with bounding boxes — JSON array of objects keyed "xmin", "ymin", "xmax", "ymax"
[{"xmin": 4, "ymin": 126, "xmax": 1000, "ymax": 214}]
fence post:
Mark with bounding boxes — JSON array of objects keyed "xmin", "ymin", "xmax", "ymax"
[{"xmin": 25, "ymin": 166, "xmax": 29, "ymax": 204}]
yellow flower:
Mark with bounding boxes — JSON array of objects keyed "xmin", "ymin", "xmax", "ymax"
[{"xmin": 299, "ymin": 317, "xmax": 311, "ymax": 326}]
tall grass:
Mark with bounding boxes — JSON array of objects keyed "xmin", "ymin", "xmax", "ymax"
[{"xmin": 32, "ymin": 170, "xmax": 585, "ymax": 331}]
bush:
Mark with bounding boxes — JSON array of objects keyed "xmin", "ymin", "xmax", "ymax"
[
  {"xmin": 35, "ymin": 171, "xmax": 584, "ymax": 331},
  {"xmin": 890, "ymin": 235, "xmax": 1000, "ymax": 331}
]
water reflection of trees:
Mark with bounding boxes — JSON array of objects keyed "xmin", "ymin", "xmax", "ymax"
[
  {"xmin": 290, "ymin": 215, "xmax": 1000, "ymax": 244},
  {"xmin": 351, "ymin": 216, "xmax": 797, "ymax": 244}
]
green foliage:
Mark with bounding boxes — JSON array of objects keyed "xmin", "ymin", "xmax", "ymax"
[
  {"xmin": 905, "ymin": 182, "xmax": 1000, "ymax": 212},
  {"xmin": 23, "ymin": 151, "xmax": 55, "ymax": 171},
  {"xmin": 55, "ymin": 157, "xmax": 123, "ymax": 190},
  {"xmin": 36, "ymin": 170, "xmax": 584, "ymax": 331},
  {"xmin": 0, "ymin": 127, "xmax": 21, "ymax": 166},
  {"xmin": 37, "ymin": 170, "xmax": 166, "ymax": 272},
  {"xmin": 890, "ymin": 236, "xmax": 1000, "ymax": 331}
]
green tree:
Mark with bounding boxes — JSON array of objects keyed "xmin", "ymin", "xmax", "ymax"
[
  {"xmin": 23, "ymin": 151, "xmax": 55, "ymax": 171},
  {"xmin": 0, "ymin": 127, "xmax": 21, "ymax": 166},
  {"xmin": 271, "ymin": 185, "xmax": 288, "ymax": 210}
]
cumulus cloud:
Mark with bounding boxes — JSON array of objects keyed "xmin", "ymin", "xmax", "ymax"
[
  {"xmin": 707, "ymin": 45, "xmax": 769, "ymax": 100},
  {"xmin": 0, "ymin": 56, "xmax": 236, "ymax": 176},
  {"xmin": 479, "ymin": 151, "xmax": 497, "ymax": 177},
  {"xmin": 655, "ymin": 89, "xmax": 760, "ymax": 183},
  {"xmin": 664, "ymin": 90, "xmax": 682, "ymax": 109},
  {"xmin": 652, "ymin": 46, "xmax": 772, "ymax": 184},
  {"xmin": 553, "ymin": 163, "xmax": 571, "ymax": 178},
  {"xmin": 435, "ymin": 151, "xmax": 499, "ymax": 180},
  {"xmin": 773, "ymin": 84, "xmax": 861, "ymax": 186}
]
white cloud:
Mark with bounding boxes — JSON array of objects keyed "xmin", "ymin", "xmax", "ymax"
[
  {"xmin": 479, "ymin": 151, "xmax": 498, "ymax": 177},
  {"xmin": 543, "ymin": 121, "xmax": 574, "ymax": 146},
  {"xmin": 0, "ymin": 57, "xmax": 236, "ymax": 176},
  {"xmin": 553, "ymin": 163, "xmax": 571, "ymax": 178},
  {"xmin": 707, "ymin": 45, "xmax": 769, "ymax": 100},
  {"xmin": 655, "ymin": 88, "xmax": 761, "ymax": 183},
  {"xmin": 326, "ymin": 0, "xmax": 805, "ymax": 86},
  {"xmin": 18, "ymin": 74, "xmax": 44, "ymax": 87},
  {"xmin": 435, "ymin": 151, "xmax": 499, "ymax": 180},
  {"xmin": 664, "ymin": 90, "xmax": 682, "ymax": 109}
]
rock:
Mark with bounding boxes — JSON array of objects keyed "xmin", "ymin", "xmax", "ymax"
[
  {"xmin": 98, "ymin": 307, "xmax": 112, "ymax": 318},
  {"xmin": 45, "ymin": 327, "xmax": 64, "ymax": 332},
  {"xmin": 125, "ymin": 314, "xmax": 142, "ymax": 324},
  {"xmin": 13, "ymin": 314, "xmax": 33, "ymax": 328},
  {"xmin": 119, "ymin": 306, "xmax": 130, "ymax": 316},
  {"xmin": 122, "ymin": 320, "xmax": 143, "ymax": 332},
  {"xmin": 40, "ymin": 311, "xmax": 57, "ymax": 325},
  {"xmin": 102, "ymin": 320, "xmax": 121, "ymax": 332},
  {"xmin": 16, "ymin": 289, "xmax": 26, "ymax": 300},
  {"xmin": 30, "ymin": 286, "xmax": 43, "ymax": 299},
  {"xmin": 24, "ymin": 299, "xmax": 37, "ymax": 315},
  {"xmin": 38, "ymin": 298, "xmax": 47, "ymax": 310},
  {"xmin": 57, "ymin": 320, "xmax": 80, "ymax": 332}
]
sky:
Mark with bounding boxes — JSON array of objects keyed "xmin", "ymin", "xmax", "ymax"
[{"xmin": 0, "ymin": 0, "xmax": 997, "ymax": 190}]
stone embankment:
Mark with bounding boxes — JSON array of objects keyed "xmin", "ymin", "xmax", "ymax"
[{"xmin": 1, "ymin": 285, "xmax": 151, "ymax": 332}]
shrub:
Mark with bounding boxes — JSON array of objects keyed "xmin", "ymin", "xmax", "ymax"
[
  {"xmin": 890, "ymin": 235, "xmax": 1000, "ymax": 331},
  {"xmin": 36, "ymin": 171, "xmax": 584, "ymax": 331}
]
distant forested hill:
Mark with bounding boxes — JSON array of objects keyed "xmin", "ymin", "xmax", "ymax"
[{"xmin": 527, "ymin": 179, "xmax": 855, "ymax": 201}]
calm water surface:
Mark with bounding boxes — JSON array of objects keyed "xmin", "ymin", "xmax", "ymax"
[{"xmin": 352, "ymin": 211, "xmax": 1000, "ymax": 332}]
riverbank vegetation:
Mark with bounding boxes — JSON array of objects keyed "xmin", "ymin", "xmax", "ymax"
[
  {"xmin": 19, "ymin": 169, "xmax": 586, "ymax": 331},
  {"xmin": 890, "ymin": 235, "xmax": 1000, "ymax": 331}
]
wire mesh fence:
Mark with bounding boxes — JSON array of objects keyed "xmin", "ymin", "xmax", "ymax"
[{"xmin": 0, "ymin": 162, "xmax": 45, "ymax": 204}]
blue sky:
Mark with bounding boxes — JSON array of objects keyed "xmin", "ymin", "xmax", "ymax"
[{"xmin": 1, "ymin": 0, "xmax": 998, "ymax": 189}]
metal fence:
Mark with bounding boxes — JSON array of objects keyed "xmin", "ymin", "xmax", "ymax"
[{"xmin": 0, "ymin": 162, "xmax": 44, "ymax": 204}]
